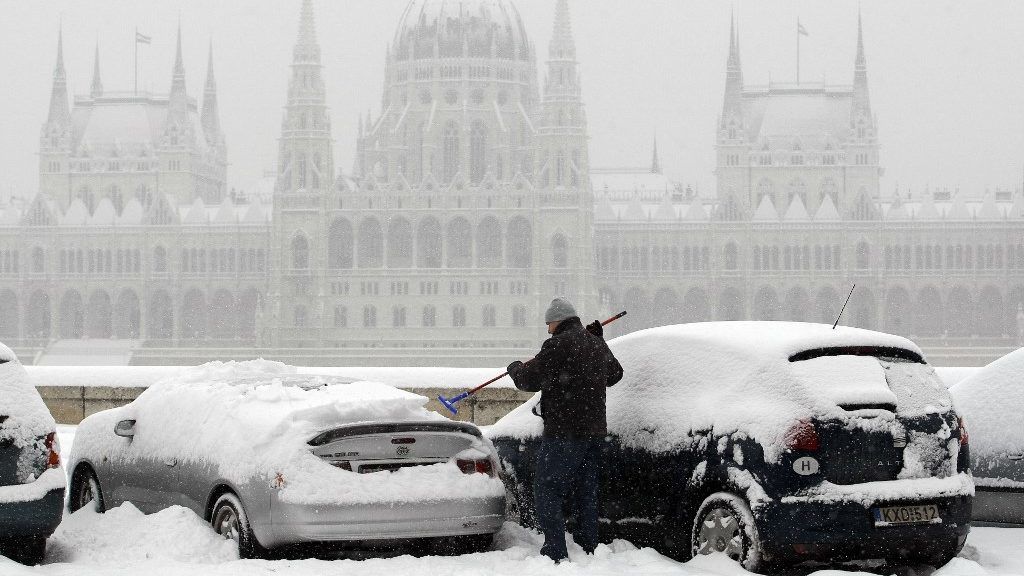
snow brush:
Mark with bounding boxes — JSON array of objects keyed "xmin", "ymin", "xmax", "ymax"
[{"xmin": 438, "ymin": 310, "xmax": 627, "ymax": 415}]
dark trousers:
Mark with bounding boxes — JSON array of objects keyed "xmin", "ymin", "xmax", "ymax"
[{"xmin": 533, "ymin": 435, "xmax": 601, "ymax": 562}]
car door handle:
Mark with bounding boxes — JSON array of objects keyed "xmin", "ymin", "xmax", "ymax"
[{"xmin": 164, "ymin": 459, "xmax": 177, "ymax": 467}]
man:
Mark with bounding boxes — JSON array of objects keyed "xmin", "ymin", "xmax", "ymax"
[{"xmin": 506, "ymin": 297, "xmax": 624, "ymax": 563}]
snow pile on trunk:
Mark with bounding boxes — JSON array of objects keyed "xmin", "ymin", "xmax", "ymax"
[
  {"xmin": 46, "ymin": 504, "xmax": 238, "ymax": 565},
  {"xmin": 489, "ymin": 322, "xmax": 944, "ymax": 463},
  {"xmin": 952, "ymin": 348, "xmax": 1024, "ymax": 465},
  {"xmin": 0, "ymin": 343, "xmax": 56, "ymax": 446},
  {"xmin": 71, "ymin": 359, "xmax": 504, "ymax": 505}
]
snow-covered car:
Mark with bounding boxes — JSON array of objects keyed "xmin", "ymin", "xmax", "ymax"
[
  {"xmin": 951, "ymin": 348, "xmax": 1024, "ymax": 525},
  {"xmin": 0, "ymin": 343, "xmax": 65, "ymax": 565},
  {"xmin": 489, "ymin": 322, "xmax": 972, "ymax": 572},
  {"xmin": 66, "ymin": 360, "xmax": 505, "ymax": 557}
]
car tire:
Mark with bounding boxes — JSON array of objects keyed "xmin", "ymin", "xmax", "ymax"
[
  {"xmin": 210, "ymin": 492, "xmax": 266, "ymax": 559},
  {"xmin": 69, "ymin": 467, "xmax": 105, "ymax": 513},
  {"xmin": 690, "ymin": 492, "xmax": 763, "ymax": 573},
  {"xmin": 0, "ymin": 536, "xmax": 47, "ymax": 565}
]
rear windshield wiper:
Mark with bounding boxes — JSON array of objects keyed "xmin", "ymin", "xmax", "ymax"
[{"xmin": 789, "ymin": 346, "xmax": 924, "ymax": 364}]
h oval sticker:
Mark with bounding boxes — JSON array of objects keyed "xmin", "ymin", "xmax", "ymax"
[{"xmin": 793, "ymin": 456, "xmax": 820, "ymax": 476}]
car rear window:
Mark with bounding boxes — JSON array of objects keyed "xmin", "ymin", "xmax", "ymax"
[{"xmin": 789, "ymin": 346, "xmax": 924, "ymax": 364}]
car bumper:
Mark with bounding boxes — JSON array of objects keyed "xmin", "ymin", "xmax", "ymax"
[
  {"xmin": 756, "ymin": 494, "xmax": 972, "ymax": 563},
  {"xmin": 0, "ymin": 487, "xmax": 65, "ymax": 539},
  {"xmin": 266, "ymin": 494, "xmax": 505, "ymax": 548}
]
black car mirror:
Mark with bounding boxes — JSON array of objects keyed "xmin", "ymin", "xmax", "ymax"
[{"xmin": 114, "ymin": 419, "xmax": 136, "ymax": 438}]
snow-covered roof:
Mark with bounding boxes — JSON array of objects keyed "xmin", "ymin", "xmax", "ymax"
[
  {"xmin": 742, "ymin": 85, "xmax": 853, "ymax": 148},
  {"xmin": 70, "ymin": 94, "xmax": 209, "ymax": 157},
  {"xmin": 591, "ymin": 169, "xmax": 674, "ymax": 202}
]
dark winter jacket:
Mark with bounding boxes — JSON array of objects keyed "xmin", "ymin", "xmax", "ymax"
[{"xmin": 506, "ymin": 317, "xmax": 624, "ymax": 437}]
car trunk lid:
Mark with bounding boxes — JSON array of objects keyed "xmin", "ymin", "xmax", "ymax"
[{"xmin": 308, "ymin": 421, "xmax": 484, "ymax": 474}]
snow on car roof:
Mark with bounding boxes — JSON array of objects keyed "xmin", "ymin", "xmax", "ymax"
[
  {"xmin": 635, "ymin": 321, "xmax": 923, "ymax": 361},
  {"xmin": 489, "ymin": 322, "xmax": 940, "ymax": 463},
  {"xmin": 0, "ymin": 345, "xmax": 57, "ymax": 445},
  {"xmin": 951, "ymin": 348, "xmax": 1024, "ymax": 460}
]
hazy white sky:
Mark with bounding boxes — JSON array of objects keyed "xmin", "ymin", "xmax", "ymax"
[{"xmin": 1, "ymin": 0, "xmax": 1022, "ymax": 200}]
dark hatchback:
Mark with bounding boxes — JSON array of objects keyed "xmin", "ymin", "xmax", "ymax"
[
  {"xmin": 488, "ymin": 322, "xmax": 972, "ymax": 572},
  {"xmin": 0, "ymin": 345, "xmax": 65, "ymax": 565}
]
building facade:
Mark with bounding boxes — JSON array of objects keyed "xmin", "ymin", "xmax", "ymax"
[{"xmin": 0, "ymin": 1, "xmax": 1021, "ymax": 366}]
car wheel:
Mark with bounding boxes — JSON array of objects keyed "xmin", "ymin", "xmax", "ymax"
[
  {"xmin": 69, "ymin": 467, "xmax": 105, "ymax": 513},
  {"xmin": 0, "ymin": 536, "xmax": 47, "ymax": 565},
  {"xmin": 691, "ymin": 492, "xmax": 763, "ymax": 572},
  {"xmin": 211, "ymin": 493, "xmax": 265, "ymax": 559}
]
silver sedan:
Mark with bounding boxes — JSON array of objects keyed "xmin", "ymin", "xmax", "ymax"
[{"xmin": 66, "ymin": 372, "xmax": 506, "ymax": 557}]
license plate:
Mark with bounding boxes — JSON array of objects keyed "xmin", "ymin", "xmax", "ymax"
[{"xmin": 873, "ymin": 504, "xmax": 941, "ymax": 526}]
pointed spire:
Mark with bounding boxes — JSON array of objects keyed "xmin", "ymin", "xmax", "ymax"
[
  {"xmin": 721, "ymin": 10, "xmax": 744, "ymax": 128},
  {"xmin": 201, "ymin": 39, "xmax": 222, "ymax": 142},
  {"xmin": 651, "ymin": 135, "xmax": 662, "ymax": 174},
  {"xmin": 294, "ymin": 0, "xmax": 321, "ymax": 63},
  {"xmin": 90, "ymin": 39, "xmax": 103, "ymax": 99},
  {"xmin": 46, "ymin": 26, "xmax": 70, "ymax": 128},
  {"xmin": 549, "ymin": 0, "xmax": 576, "ymax": 59},
  {"xmin": 169, "ymin": 20, "xmax": 188, "ymax": 114},
  {"xmin": 856, "ymin": 8, "xmax": 866, "ymax": 67},
  {"xmin": 852, "ymin": 8, "xmax": 872, "ymax": 120}
]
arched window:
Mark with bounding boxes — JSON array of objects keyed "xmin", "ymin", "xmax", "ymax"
[
  {"xmin": 446, "ymin": 218, "xmax": 472, "ymax": 267},
  {"xmin": 291, "ymin": 234, "xmax": 309, "ymax": 270},
  {"xmin": 482, "ymin": 305, "xmax": 496, "ymax": 327},
  {"xmin": 856, "ymin": 242, "xmax": 871, "ymax": 269},
  {"xmin": 422, "ymin": 306, "xmax": 436, "ymax": 327},
  {"xmin": 443, "ymin": 121, "xmax": 460, "ymax": 183},
  {"xmin": 470, "ymin": 121, "xmax": 487, "ymax": 184},
  {"xmin": 476, "ymin": 217, "xmax": 502, "ymax": 267},
  {"xmin": 555, "ymin": 150, "xmax": 565, "ymax": 186},
  {"xmin": 108, "ymin": 185, "xmax": 123, "ymax": 214},
  {"xmin": 452, "ymin": 305, "xmax": 466, "ymax": 327},
  {"xmin": 552, "ymin": 234, "xmax": 568, "ymax": 268},
  {"xmin": 294, "ymin": 306, "xmax": 307, "ymax": 328},
  {"xmin": 724, "ymin": 242, "xmax": 738, "ymax": 270},
  {"xmin": 358, "ymin": 218, "xmax": 384, "ymax": 268},
  {"xmin": 387, "ymin": 217, "xmax": 413, "ymax": 268},
  {"xmin": 153, "ymin": 246, "xmax": 167, "ymax": 273},
  {"xmin": 328, "ymin": 219, "xmax": 353, "ymax": 269},
  {"xmin": 297, "ymin": 154, "xmax": 307, "ymax": 189},
  {"xmin": 507, "ymin": 217, "xmax": 532, "ymax": 268},
  {"xmin": 312, "ymin": 153, "xmax": 322, "ymax": 189},
  {"xmin": 363, "ymin": 305, "xmax": 377, "ymax": 327},
  {"xmin": 31, "ymin": 247, "xmax": 45, "ymax": 274}
]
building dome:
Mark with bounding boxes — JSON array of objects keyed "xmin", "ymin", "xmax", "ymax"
[{"xmin": 393, "ymin": 0, "xmax": 531, "ymax": 61}]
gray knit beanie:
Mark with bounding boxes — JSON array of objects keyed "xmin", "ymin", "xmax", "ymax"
[{"xmin": 544, "ymin": 298, "xmax": 578, "ymax": 324}]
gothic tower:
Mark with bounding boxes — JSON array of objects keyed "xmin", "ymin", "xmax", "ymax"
[
  {"xmin": 269, "ymin": 0, "xmax": 335, "ymax": 346},
  {"xmin": 715, "ymin": 13, "xmax": 750, "ymax": 219},
  {"xmin": 39, "ymin": 29, "xmax": 72, "ymax": 205},
  {"xmin": 842, "ymin": 11, "xmax": 881, "ymax": 218},
  {"xmin": 534, "ymin": 0, "xmax": 597, "ymax": 319}
]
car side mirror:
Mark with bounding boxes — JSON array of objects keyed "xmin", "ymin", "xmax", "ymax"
[{"xmin": 114, "ymin": 419, "xmax": 136, "ymax": 438}]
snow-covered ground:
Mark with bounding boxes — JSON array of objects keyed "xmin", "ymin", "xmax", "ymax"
[{"xmin": 1, "ymin": 428, "xmax": 1017, "ymax": 576}]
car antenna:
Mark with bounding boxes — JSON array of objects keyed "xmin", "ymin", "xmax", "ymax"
[{"xmin": 832, "ymin": 284, "xmax": 856, "ymax": 330}]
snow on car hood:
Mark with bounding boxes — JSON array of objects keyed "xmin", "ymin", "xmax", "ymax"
[
  {"xmin": 72, "ymin": 360, "xmax": 504, "ymax": 504},
  {"xmin": 0, "ymin": 344, "xmax": 56, "ymax": 446},
  {"xmin": 951, "ymin": 348, "xmax": 1024, "ymax": 460},
  {"xmin": 489, "ymin": 322, "xmax": 940, "ymax": 463}
]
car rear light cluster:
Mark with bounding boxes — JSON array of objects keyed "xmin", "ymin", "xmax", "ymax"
[
  {"xmin": 957, "ymin": 416, "xmax": 969, "ymax": 446},
  {"xmin": 44, "ymin": 432, "xmax": 60, "ymax": 469},
  {"xmin": 456, "ymin": 458, "xmax": 494, "ymax": 477},
  {"xmin": 785, "ymin": 419, "xmax": 820, "ymax": 452}
]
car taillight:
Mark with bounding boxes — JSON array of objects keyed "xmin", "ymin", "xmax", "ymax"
[
  {"xmin": 958, "ymin": 416, "xmax": 969, "ymax": 446},
  {"xmin": 44, "ymin": 432, "xmax": 60, "ymax": 469},
  {"xmin": 785, "ymin": 419, "xmax": 820, "ymax": 452},
  {"xmin": 456, "ymin": 458, "xmax": 494, "ymax": 477}
]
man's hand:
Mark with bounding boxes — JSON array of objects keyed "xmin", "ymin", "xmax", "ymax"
[
  {"xmin": 506, "ymin": 360, "xmax": 525, "ymax": 376},
  {"xmin": 586, "ymin": 320, "xmax": 603, "ymax": 338}
]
